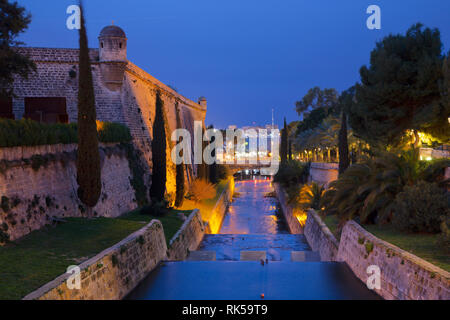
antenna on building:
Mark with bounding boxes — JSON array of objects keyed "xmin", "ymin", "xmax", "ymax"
[{"xmin": 271, "ymin": 108, "xmax": 274, "ymax": 129}]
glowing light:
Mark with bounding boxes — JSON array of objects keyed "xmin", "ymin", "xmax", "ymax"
[{"xmin": 294, "ymin": 210, "xmax": 307, "ymax": 227}]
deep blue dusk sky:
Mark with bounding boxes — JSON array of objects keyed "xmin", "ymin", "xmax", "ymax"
[{"xmin": 16, "ymin": 0, "xmax": 450, "ymax": 129}]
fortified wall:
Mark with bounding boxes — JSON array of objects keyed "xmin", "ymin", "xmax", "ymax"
[
  {"xmin": 8, "ymin": 25, "xmax": 207, "ymax": 199},
  {"xmin": 0, "ymin": 144, "xmax": 137, "ymax": 241}
]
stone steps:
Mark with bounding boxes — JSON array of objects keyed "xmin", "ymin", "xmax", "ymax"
[{"xmin": 187, "ymin": 249, "xmax": 321, "ymax": 262}]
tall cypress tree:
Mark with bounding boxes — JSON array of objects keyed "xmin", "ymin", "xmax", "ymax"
[
  {"xmin": 208, "ymin": 125, "xmax": 218, "ymax": 184},
  {"xmin": 280, "ymin": 117, "xmax": 288, "ymax": 164},
  {"xmin": 337, "ymin": 88, "xmax": 354, "ymax": 175},
  {"xmin": 76, "ymin": 3, "xmax": 101, "ymax": 211},
  {"xmin": 338, "ymin": 111, "xmax": 349, "ymax": 175},
  {"xmin": 288, "ymin": 140, "xmax": 292, "ymax": 161},
  {"xmin": 150, "ymin": 91, "xmax": 167, "ymax": 202},
  {"xmin": 174, "ymin": 104, "xmax": 185, "ymax": 207},
  {"xmin": 197, "ymin": 126, "xmax": 208, "ymax": 180}
]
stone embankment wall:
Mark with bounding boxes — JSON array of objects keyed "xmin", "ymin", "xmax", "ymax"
[
  {"xmin": 0, "ymin": 143, "xmax": 137, "ymax": 241},
  {"xmin": 337, "ymin": 221, "xmax": 450, "ymax": 300},
  {"xmin": 304, "ymin": 209, "xmax": 339, "ymax": 261},
  {"xmin": 204, "ymin": 178, "xmax": 234, "ymax": 234},
  {"xmin": 23, "ymin": 220, "xmax": 167, "ymax": 300},
  {"xmin": 275, "ymin": 182, "xmax": 450, "ymax": 300},
  {"xmin": 167, "ymin": 209, "xmax": 206, "ymax": 260},
  {"xmin": 273, "ymin": 183, "xmax": 303, "ymax": 234},
  {"xmin": 308, "ymin": 162, "xmax": 338, "ymax": 187}
]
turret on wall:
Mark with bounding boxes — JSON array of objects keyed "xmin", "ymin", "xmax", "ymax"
[
  {"xmin": 98, "ymin": 25, "xmax": 128, "ymax": 91},
  {"xmin": 198, "ymin": 96, "xmax": 207, "ymax": 108}
]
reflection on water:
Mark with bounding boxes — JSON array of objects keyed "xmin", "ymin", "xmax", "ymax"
[
  {"xmin": 220, "ymin": 177, "xmax": 288, "ymax": 234},
  {"xmin": 198, "ymin": 176, "xmax": 311, "ymax": 261}
]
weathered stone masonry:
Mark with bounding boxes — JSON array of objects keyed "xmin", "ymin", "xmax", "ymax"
[
  {"xmin": 0, "ymin": 144, "xmax": 136, "ymax": 241},
  {"xmin": 275, "ymin": 185, "xmax": 450, "ymax": 300},
  {"xmin": 23, "ymin": 220, "xmax": 167, "ymax": 300},
  {"xmin": 11, "ymin": 24, "xmax": 207, "ymax": 200}
]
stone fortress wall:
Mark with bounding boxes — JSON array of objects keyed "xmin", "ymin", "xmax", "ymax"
[
  {"xmin": 1, "ymin": 25, "xmax": 207, "ymax": 240},
  {"xmin": 0, "ymin": 143, "xmax": 137, "ymax": 241},
  {"xmin": 10, "ymin": 24, "xmax": 207, "ymax": 200}
]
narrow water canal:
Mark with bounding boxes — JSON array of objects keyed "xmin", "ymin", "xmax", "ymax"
[
  {"xmin": 199, "ymin": 177, "xmax": 310, "ymax": 261},
  {"xmin": 127, "ymin": 177, "xmax": 380, "ymax": 300}
]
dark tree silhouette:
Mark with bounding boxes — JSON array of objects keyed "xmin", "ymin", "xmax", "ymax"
[
  {"xmin": 351, "ymin": 24, "xmax": 448, "ymax": 147},
  {"xmin": 280, "ymin": 118, "xmax": 288, "ymax": 164},
  {"xmin": 150, "ymin": 91, "xmax": 167, "ymax": 202},
  {"xmin": 0, "ymin": 0, "xmax": 36, "ymax": 98},
  {"xmin": 174, "ymin": 104, "xmax": 185, "ymax": 207},
  {"xmin": 76, "ymin": 4, "xmax": 101, "ymax": 211}
]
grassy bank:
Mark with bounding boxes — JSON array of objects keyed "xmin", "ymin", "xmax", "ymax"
[
  {"xmin": 0, "ymin": 209, "xmax": 187, "ymax": 300},
  {"xmin": 363, "ymin": 224, "xmax": 450, "ymax": 272},
  {"xmin": 321, "ymin": 214, "xmax": 450, "ymax": 272}
]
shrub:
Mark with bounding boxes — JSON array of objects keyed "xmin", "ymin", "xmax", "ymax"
[
  {"xmin": 216, "ymin": 164, "xmax": 230, "ymax": 181},
  {"xmin": 188, "ymin": 179, "xmax": 216, "ymax": 203},
  {"xmin": 0, "ymin": 119, "xmax": 78, "ymax": 147},
  {"xmin": 438, "ymin": 217, "xmax": 450, "ymax": 253},
  {"xmin": 97, "ymin": 121, "xmax": 132, "ymax": 144},
  {"xmin": 392, "ymin": 181, "xmax": 449, "ymax": 233},
  {"xmin": 273, "ymin": 160, "xmax": 310, "ymax": 187},
  {"xmin": 0, "ymin": 119, "xmax": 132, "ymax": 147},
  {"xmin": 297, "ymin": 182, "xmax": 325, "ymax": 210},
  {"xmin": 140, "ymin": 200, "xmax": 170, "ymax": 217},
  {"xmin": 322, "ymin": 148, "xmax": 450, "ymax": 224}
]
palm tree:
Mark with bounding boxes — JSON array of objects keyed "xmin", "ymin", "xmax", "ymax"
[
  {"xmin": 298, "ymin": 182, "xmax": 326, "ymax": 210},
  {"xmin": 321, "ymin": 148, "xmax": 450, "ymax": 224}
]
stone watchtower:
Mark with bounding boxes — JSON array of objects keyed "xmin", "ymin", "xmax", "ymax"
[
  {"xmin": 98, "ymin": 25, "xmax": 127, "ymax": 91},
  {"xmin": 198, "ymin": 96, "xmax": 207, "ymax": 108}
]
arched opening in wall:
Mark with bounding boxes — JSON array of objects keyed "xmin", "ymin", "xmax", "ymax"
[
  {"xmin": 119, "ymin": 42, "xmax": 122, "ymax": 49},
  {"xmin": 24, "ymin": 97, "xmax": 69, "ymax": 123},
  {"xmin": 101, "ymin": 42, "xmax": 104, "ymax": 48},
  {"xmin": 0, "ymin": 97, "xmax": 14, "ymax": 119}
]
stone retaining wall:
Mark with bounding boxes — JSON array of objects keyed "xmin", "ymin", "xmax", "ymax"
[
  {"xmin": 304, "ymin": 209, "xmax": 339, "ymax": 261},
  {"xmin": 0, "ymin": 144, "xmax": 137, "ymax": 241},
  {"xmin": 309, "ymin": 162, "xmax": 338, "ymax": 187},
  {"xmin": 273, "ymin": 183, "xmax": 303, "ymax": 234},
  {"xmin": 23, "ymin": 220, "xmax": 167, "ymax": 300},
  {"xmin": 337, "ymin": 221, "xmax": 450, "ymax": 300},
  {"xmin": 204, "ymin": 178, "xmax": 234, "ymax": 234},
  {"xmin": 166, "ymin": 209, "xmax": 205, "ymax": 260},
  {"xmin": 275, "ymin": 180, "xmax": 450, "ymax": 300}
]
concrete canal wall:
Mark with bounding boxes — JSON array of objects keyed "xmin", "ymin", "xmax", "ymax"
[
  {"xmin": 204, "ymin": 178, "xmax": 234, "ymax": 234},
  {"xmin": 23, "ymin": 178, "xmax": 236, "ymax": 299},
  {"xmin": 273, "ymin": 183, "xmax": 303, "ymax": 234},
  {"xmin": 304, "ymin": 209, "xmax": 339, "ymax": 261},
  {"xmin": 23, "ymin": 220, "xmax": 167, "ymax": 300},
  {"xmin": 309, "ymin": 162, "xmax": 338, "ymax": 187},
  {"xmin": 275, "ymin": 184, "xmax": 450, "ymax": 300},
  {"xmin": 337, "ymin": 221, "xmax": 450, "ymax": 300},
  {"xmin": 166, "ymin": 209, "xmax": 206, "ymax": 260}
]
